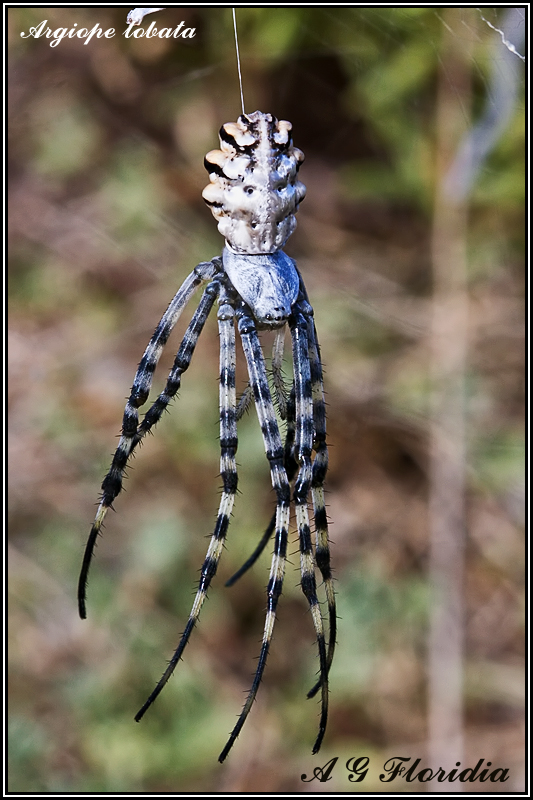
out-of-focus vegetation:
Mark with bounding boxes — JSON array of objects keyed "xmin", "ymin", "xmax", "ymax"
[{"xmin": 8, "ymin": 7, "xmax": 524, "ymax": 792}]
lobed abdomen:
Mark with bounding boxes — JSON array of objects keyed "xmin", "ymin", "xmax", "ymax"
[{"xmin": 202, "ymin": 111, "xmax": 306, "ymax": 255}]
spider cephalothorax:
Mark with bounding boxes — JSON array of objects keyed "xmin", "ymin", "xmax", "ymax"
[{"xmin": 79, "ymin": 111, "xmax": 335, "ymax": 763}]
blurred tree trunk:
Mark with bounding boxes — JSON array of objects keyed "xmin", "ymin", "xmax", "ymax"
[{"xmin": 427, "ymin": 7, "xmax": 473, "ymax": 783}]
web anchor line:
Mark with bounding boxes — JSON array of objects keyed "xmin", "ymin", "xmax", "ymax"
[{"xmin": 232, "ymin": 8, "xmax": 246, "ymax": 115}]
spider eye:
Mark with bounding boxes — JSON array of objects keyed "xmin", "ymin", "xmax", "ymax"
[{"xmin": 245, "ymin": 186, "xmax": 254, "ymax": 195}]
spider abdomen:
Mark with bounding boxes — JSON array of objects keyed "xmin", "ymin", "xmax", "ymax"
[{"xmin": 203, "ymin": 111, "xmax": 306, "ymax": 255}]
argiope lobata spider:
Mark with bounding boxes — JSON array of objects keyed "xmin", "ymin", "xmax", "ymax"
[{"xmin": 78, "ymin": 110, "xmax": 336, "ymax": 763}]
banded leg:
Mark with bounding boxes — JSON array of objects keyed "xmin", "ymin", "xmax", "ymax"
[
  {"xmin": 236, "ymin": 383, "xmax": 254, "ymax": 420},
  {"xmin": 225, "ymin": 384, "xmax": 297, "ymax": 587},
  {"xmin": 305, "ymin": 316, "xmax": 336, "ymax": 700},
  {"xmin": 135, "ymin": 290, "xmax": 238, "ymax": 721},
  {"xmin": 271, "ymin": 327, "xmax": 289, "ymax": 419},
  {"xmin": 290, "ymin": 305, "xmax": 328, "ymax": 755},
  {"xmin": 136, "ymin": 281, "xmax": 220, "ymax": 440},
  {"xmin": 78, "ymin": 259, "xmax": 221, "ymax": 619},
  {"xmin": 236, "ymin": 330, "xmax": 288, "ymax": 422},
  {"xmin": 219, "ymin": 308, "xmax": 291, "ymax": 763},
  {"xmin": 225, "ymin": 332, "xmax": 294, "ymax": 586}
]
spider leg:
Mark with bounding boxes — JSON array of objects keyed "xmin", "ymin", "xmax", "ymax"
[
  {"xmin": 225, "ymin": 330, "xmax": 293, "ymax": 586},
  {"xmin": 236, "ymin": 328, "xmax": 288, "ymax": 422},
  {"xmin": 224, "ymin": 518, "xmax": 274, "ymax": 588},
  {"xmin": 135, "ymin": 286, "xmax": 238, "ymax": 722},
  {"xmin": 78, "ymin": 259, "xmax": 221, "ymax": 619},
  {"xmin": 224, "ymin": 384, "xmax": 297, "ymax": 587},
  {"xmin": 236, "ymin": 383, "xmax": 254, "ymax": 420},
  {"xmin": 218, "ymin": 306, "xmax": 291, "ymax": 763},
  {"xmin": 271, "ymin": 327, "xmax": 289, "ymax": 419},
  {"xmin": 305, "ymin": 317, "xmax": 336, "ymax": 700},
  {"xmin": 289, "ymin": 304, "xmax": 328, "ymax": 754}
]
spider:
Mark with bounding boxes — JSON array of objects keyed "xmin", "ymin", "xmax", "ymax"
[{"xmin": 78, "ymin": 110, "xmax": 336, "ymax": 763}]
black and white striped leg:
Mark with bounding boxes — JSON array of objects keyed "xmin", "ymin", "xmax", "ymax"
[
  {"xmin": 78, "ymin": 259, "xmax": 221, "ymax": 619},
  {"xmin": 235, "ymin": 329, "xmax": 287, "ymax": 422},
  {"xmin": 225, "ymin": 384, "xmax": 297, "ymax": 588},
  {"xmin": 225, "ymin": 331, "xmax": 293, "ymax": 587},
  {"xmin": 290, "ymin": 305, "xmax": 328, "ymax": 754},
  {"xmin": 136, "ymin": 280, "xmax": 220, "ymax": 440},
  {"xmin": 305, "ymin": 316, "xmax": 336, "ymax": 700},
  {"xmin": 271, "ymin": 327, "xmax": 289, "ymax": 420},
  {"xmin": 135, "ymin": 288, "xmax": 238, "ymax": 722},
  {"xmin": 219, "ymin": 307, "xmax": 291, "ymax": 763},
  {"xmin": 225, "ymin": 333, "xmax": 294, "ymax": 586}
]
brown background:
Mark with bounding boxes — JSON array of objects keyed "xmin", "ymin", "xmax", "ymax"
[{"xmin": 8, "ymin": 7, "xmax": 525, "ymax": 792}]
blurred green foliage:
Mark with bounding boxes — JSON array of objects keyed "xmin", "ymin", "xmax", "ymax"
[{"xmin": 8, "ymin": 6, "xmax": 524, "ymax": 792}]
